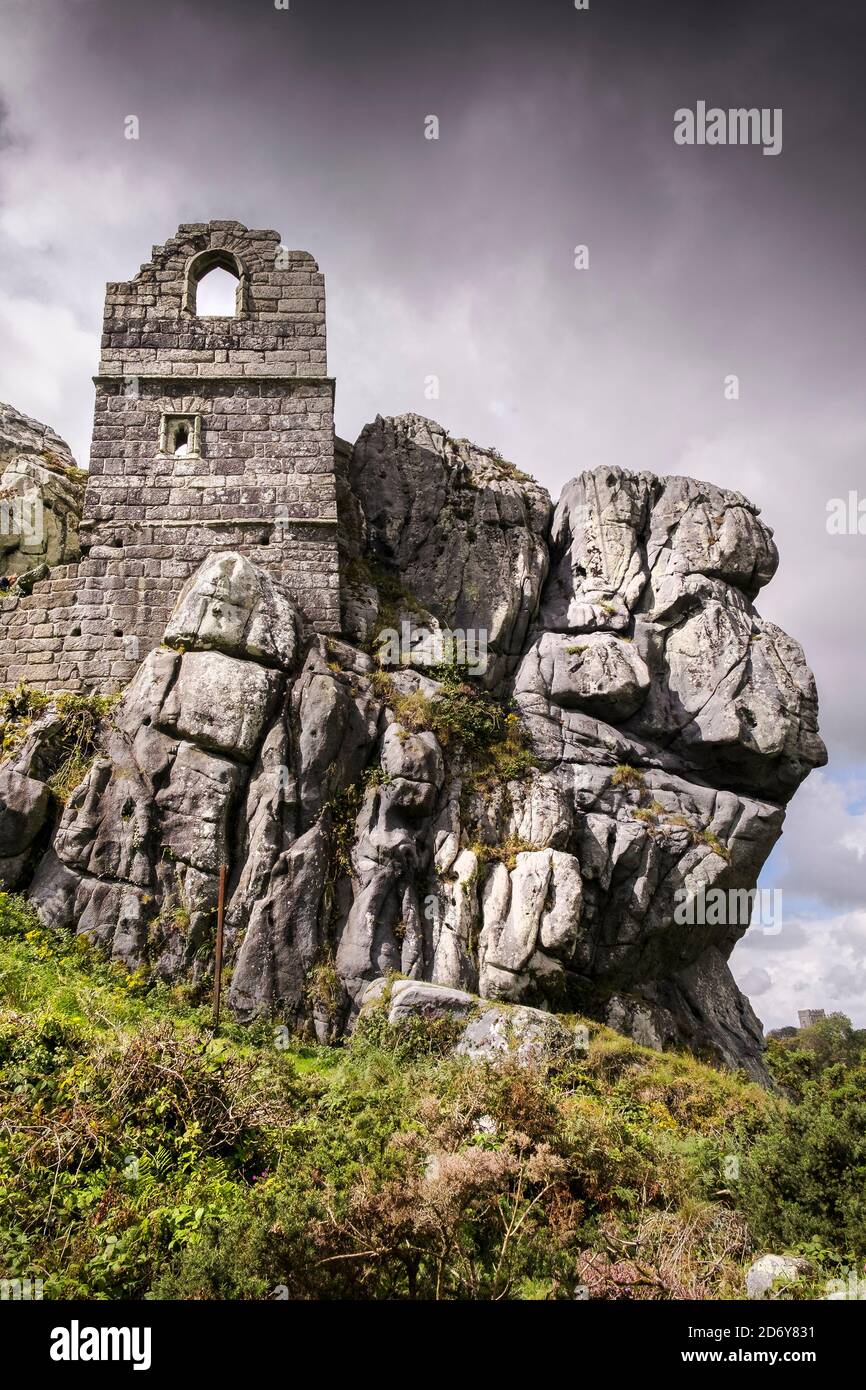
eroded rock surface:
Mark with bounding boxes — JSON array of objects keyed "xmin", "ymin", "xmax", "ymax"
[
  {"xmin": 345, "ymin": 414, "xmax": 551, "ymax": 688},
  {"xmin": 2, "ymin": 424, "xmax": 827, "ymax": 1083},
  {"xmin": 0, "ymin": 402, "xmax": 85, "ymax": 575}
]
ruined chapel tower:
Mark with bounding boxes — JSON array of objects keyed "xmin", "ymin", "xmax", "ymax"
[
  {"xmin": 85, "ymin": 220, "xmax": 341, "ymax": 634},
  {"xmin": 0, "ymin": 221, "xmax": 341, "ymax": 693}
]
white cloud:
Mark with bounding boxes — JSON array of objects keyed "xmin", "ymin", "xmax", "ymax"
[
  {"xmin": 0, "ymin": 291, "xmax": 94, "ymax": 460},
  {"xmin": 732, "ymin": 908, "xmax": 866, "ymax": 1031},
  {"xmin": 768, "ymin": 771, "xmax": 866, "ymax": 911}
]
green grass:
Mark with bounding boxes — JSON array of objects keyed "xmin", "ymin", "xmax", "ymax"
[
  {"xmin": 0, "ymin": 892, "xmax": 863, "ymax": 1300},
  {"xmin": 467, "ymin": 836, "xmax": 541, "ymax": 872},
  {"xmin": 610, "ymin": 763, "xmax": 646, "ymax": 790}
]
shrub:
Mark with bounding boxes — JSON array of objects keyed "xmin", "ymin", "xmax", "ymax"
[
  {"xmin": 738, "ymin": 1063, "xmax": 866, "ymax": 1259},
  {"xmin": 0, "ymin": 891, "xmax": 860, "ymax": 1300},
  {"xmin": 774, "ymin": 1013, "xmax": 866, "ymax": 1076}
]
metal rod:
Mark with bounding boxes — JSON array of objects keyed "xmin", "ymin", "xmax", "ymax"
[{"xmin": 212, "ymin": 863, "xmax": 227, "ymax": 1027}]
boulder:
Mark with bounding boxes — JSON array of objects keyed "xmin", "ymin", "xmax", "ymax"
[
  {"xmin": 541, "ymin": 468, "xmax": 652, "ymax": 632},
  {"xmin": 386, "ymin": 979, "xmax": 477, "ymax": 1024},
  {"xmin": 517, "ymin": 463, "xmax": 824, "ymax": 801},
  {"xmin": 746, "ymin": 1255, "xmax": 809, "ymax": 1300},
  {"xmin": 157, "ymin": 650, "xmax": 282, "ymax": 762},
  {"xmin": 163, "ymin": 551, "xmax": 300, "ymax": 671},
  {"xmin": 0, "ymin": 401, "xmax": 85, "ymax": 574},
  {"xmin": 362, "ymin": 978, "xmax": 581, "ymax": 1066},
  {"xmin": 0, "ymin": 767, "xmax": 50, "ymax": 860},
  {"xmin": 515, "ymin": 631, "xmax": 651, "ymax": 720},
  {"xmin": 457, "ymin": 1003, "xmax": 578, "ymax": 1066}
]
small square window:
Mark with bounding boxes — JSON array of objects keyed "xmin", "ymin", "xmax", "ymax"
[{"xmin": 159, "ymin": 413, "xmax": 201, "ymax": 458}]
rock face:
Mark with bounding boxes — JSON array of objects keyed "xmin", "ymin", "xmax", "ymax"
[
  {"xmin": 346, "ymin": 414, "xmax": 551, "ymax": 688},
  {"xmin": 0, "ymin": 413, "xmax": 827, "ymax": 1082},
  {"xmin": 0, "ymin": 403, "xmax": 85, "ymax": 576},
  {"xmin": 524, "ymin": 468, "xmax": 822, "ymax": 799}
]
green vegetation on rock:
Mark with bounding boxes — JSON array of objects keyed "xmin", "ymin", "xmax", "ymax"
[
  {"xmin": 0, "ymin": 684, "xmax": 117, "ymax": 803},
  {"xmin": 373, "ymin": 667, "xmax": 536, "ymax": 792}
]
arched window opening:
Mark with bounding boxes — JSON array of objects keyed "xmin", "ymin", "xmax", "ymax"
[
  {"xmin": 173, "ymin": 424, "xmax": 190, "ymax": 457},
  {"xmin": 195, "ymin": 265, "xmax": 239, "ymax": 317},
  {"xmin": 183, "ymin": 248, "xmax": 245, "ymax": 317}
]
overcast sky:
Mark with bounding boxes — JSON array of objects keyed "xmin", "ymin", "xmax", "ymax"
[{"xmin": 1, "ymin": 0, "xmax": 864, "ymax": 1028}]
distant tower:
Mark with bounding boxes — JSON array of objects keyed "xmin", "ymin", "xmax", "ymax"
[
  {"xmin": 798, "ymin": 1009, "xmax": 826, "ymax": 1029},
  {"xmin": 83, "ymin": 219, "xmax": 341, "ymax": 659}
]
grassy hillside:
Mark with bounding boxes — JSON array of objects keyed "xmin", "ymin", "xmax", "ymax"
[{"xmin": 0, "ymin": 892, "xmax": 862, "ymax": 1301}]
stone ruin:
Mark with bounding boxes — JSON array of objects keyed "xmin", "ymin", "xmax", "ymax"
[
  {"xmin": 0, "ymin": 222, "xmax": 829, "ymax": 1081},
  {"xmin": 0, "ymin": 220, "xmax": 340, "ymax": 693}
]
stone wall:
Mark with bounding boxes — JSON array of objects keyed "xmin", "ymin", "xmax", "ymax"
[
  {"xmin": 98, "ymin": 219, "xmax": 327, "ymax": 378},
  {"xmin": 0, "ymin": 221, "xmax": 342, "ymax": 693}
]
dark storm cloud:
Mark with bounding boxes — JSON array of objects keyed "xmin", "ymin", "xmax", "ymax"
[{"xmin": 1, "ymin": 0, "xmax": 865, "ymax": 1022}]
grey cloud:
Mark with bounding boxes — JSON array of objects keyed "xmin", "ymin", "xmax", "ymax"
[
  {"xmin": 732, "ymin": 910, "xmax": 866, "ymax": 1030},
  {"xmin": 737, "ymin": 967, "xmax": 773, "ymax": 998}
]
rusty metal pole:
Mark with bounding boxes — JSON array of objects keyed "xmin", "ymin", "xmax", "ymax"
[{"xmin": 212, "ymin": 863, "xmax": 227, "ymax": 1027}]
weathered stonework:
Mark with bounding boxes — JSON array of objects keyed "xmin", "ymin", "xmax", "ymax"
[{"xmin": 0, "ymin": 221, "xmax": 340, "ymax": 693}]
